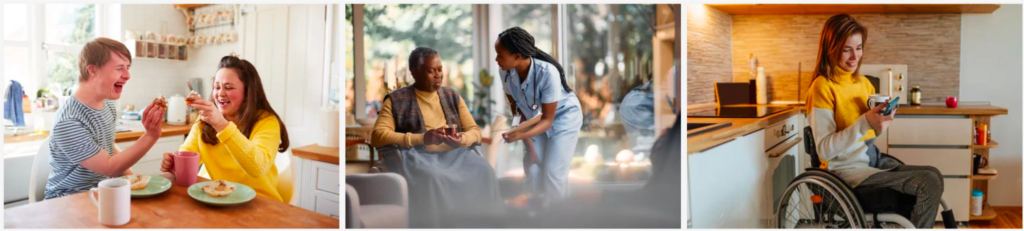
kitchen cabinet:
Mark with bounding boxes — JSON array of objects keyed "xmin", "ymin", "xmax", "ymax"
[
  {"xmin": 4, "ymin": 139, "xmax": 46, "ymax": 204},
  {"xmin": 296, "ymin": 157, "xmax": 340, "ymax": 219},
  {"xmin": 116, "ymin": 136, "xmax": 187, "ymax": 176},
  {"xmin": 688, "ymin": 109, "xmax": 803, "ymax": 228},
  {"xmin": 688, "ymin": 129, "xmax": 767, "ymax": 228},
  {"xmin": 874, "ymin": 108, "xmax": 1006, "ymax": 222}
]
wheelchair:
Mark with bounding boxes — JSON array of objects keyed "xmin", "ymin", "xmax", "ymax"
[{"xmin": 773, "ymin": 127, "xmax": 958, "ymax": 229}]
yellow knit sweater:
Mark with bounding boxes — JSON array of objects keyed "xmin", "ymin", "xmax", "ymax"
[
  {"xmin": 806, "ymin": 66, "xmax": 884, "ymax": 187},
  {"xmin": 179, "ymin": 112, "xmax": 283, "ymax": 202}
]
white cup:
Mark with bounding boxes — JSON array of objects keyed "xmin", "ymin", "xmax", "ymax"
[
  {"xmin": 89, "ymin": 178, "xmax": 131, "ymax": 226},
  {"xmin": 867, "ymin": 94, "xmax": 890, "ymax": 109}
]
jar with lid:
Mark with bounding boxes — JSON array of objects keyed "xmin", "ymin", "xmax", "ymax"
[{"xmin": 910, "ymin": 86, "xmax": 922, "ymax": 105}]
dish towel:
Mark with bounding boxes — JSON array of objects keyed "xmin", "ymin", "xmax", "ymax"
[{"xmin": 5, "ymin": 80, "xmax": 25, "ymax": 126}]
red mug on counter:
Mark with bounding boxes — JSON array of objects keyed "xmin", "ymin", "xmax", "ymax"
[{"xmin": 171, "ymin": 151, "xmax": 200, "ymax": 187}]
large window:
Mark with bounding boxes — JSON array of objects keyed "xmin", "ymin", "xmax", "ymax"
[
  {"xmin": 501, "ymin": 5, "xmax": 553, "ymax": 54},
  {"xmin": 344, "ymin": 4, "xmax": 666, "ymax": 187},
  {"xmin": 346, "ymin": 4, "xmax": 474, "ymax": 119},
  {"xmin": 3, "ymin": 4, "xmax": 96, "ymax": 105},
  {"xmin": 563, "ymin": 4, "xmax": 657, "ymax": 184}
]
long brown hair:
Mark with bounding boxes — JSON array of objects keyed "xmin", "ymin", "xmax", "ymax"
[
  {"xmin": 201, "ymin": 56, "xmax": 290, "ymax": 152},
  {"xmin": 812, "ymin": 14, "xmax": 868, "ymax": 83}
]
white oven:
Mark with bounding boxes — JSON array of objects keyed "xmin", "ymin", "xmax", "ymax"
[{"xmin": 762, "ymin": 116, "xmax": 801, "ymax": 227}]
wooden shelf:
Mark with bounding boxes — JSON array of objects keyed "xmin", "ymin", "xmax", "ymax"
[
  {"xmin": 707, "ymin": 4, "xmax": 1001, "ymax": 15},
  {"xmin": 972, "ymin": 140, "xmax": 999, "ymax": 149},
  {"xmin": 973, "ymin": 173, "xmax": 998, "ymax": 181},
  {"xmin": 173, "ymin": 4, "xmax": 210, "ymax": 10},
  {"xmin": 970, "ymin": 204, "xmax": 998, "ymax": 221}
]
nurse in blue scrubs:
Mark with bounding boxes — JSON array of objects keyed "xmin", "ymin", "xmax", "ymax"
[{"xmin": 494, "ymin": 27, "xmax": 583, "ymax": 202}]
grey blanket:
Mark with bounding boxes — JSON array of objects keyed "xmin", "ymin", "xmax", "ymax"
[{"xmin": 381, "ymin": 146, "xmax": 503, "ymax": 228}]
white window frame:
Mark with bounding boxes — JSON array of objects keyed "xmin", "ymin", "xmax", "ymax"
[{"xmin": 4, "ymin": 4, "xmax": 111, "ymax": 100}]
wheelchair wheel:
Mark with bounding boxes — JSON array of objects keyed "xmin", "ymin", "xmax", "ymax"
[{"xmin": 775, "ymin": 173, "xmax": 867, "ymax": 228}]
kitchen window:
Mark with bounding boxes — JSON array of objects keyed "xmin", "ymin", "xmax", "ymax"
[{"xmin": 3, "ymin": 4, "xmax": 98, "ymax": 105}]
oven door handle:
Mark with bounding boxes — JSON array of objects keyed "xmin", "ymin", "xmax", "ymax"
[{"xmin": 767, "ymin": 137, "xmax": 801, "ymax": 158}]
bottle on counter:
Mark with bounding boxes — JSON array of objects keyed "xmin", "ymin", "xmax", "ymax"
[{"xmin": 910, "ymin": 86, "xmax": 922, "ymax": 106}]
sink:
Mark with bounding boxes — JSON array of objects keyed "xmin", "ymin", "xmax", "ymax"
[{"xmin": 686, "ymin": 122, "xmax": 732, "ymax": 137}]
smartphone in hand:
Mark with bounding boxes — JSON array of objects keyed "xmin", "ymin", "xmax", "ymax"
[{"xmin": 882, "ymin": 97, "xmax": 900, "ymax": 116}]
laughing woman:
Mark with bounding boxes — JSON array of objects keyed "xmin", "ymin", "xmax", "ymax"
[{"xmin": 161, "ymin": 55, "xmax": 290, "ymax": 202}]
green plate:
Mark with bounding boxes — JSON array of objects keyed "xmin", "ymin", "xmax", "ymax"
[
  {"xmin": 127, "ymin": 175, "xmax": 172, "ymax": 198},
  {"xmin": 187, "ymin": 181, "xmax": 256, "ymax": 206}
]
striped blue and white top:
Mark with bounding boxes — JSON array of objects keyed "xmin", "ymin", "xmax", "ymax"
[{"xmin": 44, "ymin": 96, "xmax": 117, "ymax": 199}]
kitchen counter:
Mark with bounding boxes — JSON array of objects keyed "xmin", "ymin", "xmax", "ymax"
[
  {"xmin": 894, "ymin": 104, "xmax": 1007, "ymax": 115},
  {"xmin": 4, "ymin": 123, "xmax": 193, "ymax": 144},
  {"xmin": 292, "ymin": 144, "xmax": 340, "ymax": 165},
  {"xmin": 687, "ymin": 105, "xmax": 803, "ymax": 154},
  {"xmin": 686, "ymin": 103, "xmax": 1008, "ymax": 154}
]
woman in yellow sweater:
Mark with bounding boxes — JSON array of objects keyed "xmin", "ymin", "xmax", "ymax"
[
  {"xmin": 160, "ymin": 56, "xmax": 290, "ymax": 202},
  {"xmin": 806, "ymin": 14, "xmax": 943, "ymax": 228}
]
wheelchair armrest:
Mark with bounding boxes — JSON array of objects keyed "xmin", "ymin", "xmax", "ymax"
[{"xmin": 880, "ymin": 153, "xmax": 905, "ymax": 165}]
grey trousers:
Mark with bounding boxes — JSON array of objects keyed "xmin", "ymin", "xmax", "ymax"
[{"xmin": 856, "ymin": 157, "xmax": 944, "ymax": 229}]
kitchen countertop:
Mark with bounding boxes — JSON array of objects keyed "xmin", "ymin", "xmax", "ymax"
[
  {"xmin": 687, "ymin": 103, "xmax": 1008, "ymax": 154},
  {"xmin": 292, "ymin": 144, "xmax": 340, "ymax": 165},
  {"xmin": 688, "ymin": 105, "xmax": 803, "ymax": 154},
  {"xmin": 893, "ymin": 104, "xmax": 1007, "ymax": 115},
  {"xmin": 4, "ymin": 123, "xmax": 193, "ymax": 144}
]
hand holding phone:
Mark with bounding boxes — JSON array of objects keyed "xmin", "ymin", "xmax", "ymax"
[{"xmin": 881, "ymin": 97, "xmax": 900, "ymax": 116}]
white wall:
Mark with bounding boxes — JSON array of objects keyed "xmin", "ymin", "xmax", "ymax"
[
  {"xmin": 119, "ymin": 4, "xmax": 190, "ymax": 112},
  {"xmin": 118, "ymin": 4, "xmax": 243, "ymax": 116},
  {"xmin": 960, "ymin": 4, "xmax": 1023, "ymax": 207}
]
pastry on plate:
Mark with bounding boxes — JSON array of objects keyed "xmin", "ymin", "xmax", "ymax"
[
  {"xmin": 125, "ymin": 174, "xmax": 151, "ymax": 190},
  {"xmin": 202, "ymin": 180, "xmax": 236, "ymax": 197},
  {"xmin": 185, "ymin": 90, "xmax": 201, "ymax": 106}
]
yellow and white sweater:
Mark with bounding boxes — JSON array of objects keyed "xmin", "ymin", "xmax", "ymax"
[{"xmin": 805, "ymin": 66, "xmax": 887, "ymax": 187}]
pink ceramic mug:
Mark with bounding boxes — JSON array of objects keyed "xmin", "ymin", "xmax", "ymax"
[{"xmin": 172, "ymin": 151, "xmax": 200, "ymax": 187}]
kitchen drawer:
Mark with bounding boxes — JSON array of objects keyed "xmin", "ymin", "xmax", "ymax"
[
  {"xmin": 888, "ymin": 148, "xmax": 971, "ymax": 176},
  {"xmin": 887, "ymin": 117, "xmax": 972, "ymax": 146},
  {"xmin": 937, "ymin": 178, "xmax": 970, "ymax": 221},
  {"xmin": 133, "ymin": 159, "xmax": 163, "ymax": 176},
  {"xmin": 765, "ymin": 114, "xmax": 799, "ymax": 151},
  {"xmin": 313, "ymin": 190, "xmax": 340, "ymax": 219},
  {"xmin": 313, "ymin": 161, "xmax": 340, "ymax": 195}
]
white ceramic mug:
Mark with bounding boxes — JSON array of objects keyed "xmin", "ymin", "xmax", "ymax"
[
  {"xmin": 867, "ymin": 94, "xmax": 890, "ymax": 108},
  {"xmin": 89, "ymin": 178, "xmax": 131, "ymax": 226}
]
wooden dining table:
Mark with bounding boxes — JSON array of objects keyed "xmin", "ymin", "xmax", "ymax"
[{"xmin": 4, "ymin": 176, "xmax": 339, "ymax": 228}]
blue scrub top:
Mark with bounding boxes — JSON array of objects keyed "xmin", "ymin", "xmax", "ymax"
[{"xmin": 501, "ymin": 58, "xmax": 582, "ymax": 137}]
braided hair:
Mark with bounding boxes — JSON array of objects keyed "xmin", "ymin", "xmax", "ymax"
[{"xmin": 498, "ymin": 27, "xmax": 572, "ymax": 92}]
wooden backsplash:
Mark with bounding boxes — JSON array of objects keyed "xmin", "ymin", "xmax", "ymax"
[
  {"xmin": 731, "ymin": 14, "xmax": 962, "ymax": 103},
  {"xmin": 687, "ymin": 5, "xmax": 734, "ymax": 105}
]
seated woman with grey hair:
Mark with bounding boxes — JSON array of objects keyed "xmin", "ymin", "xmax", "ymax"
[{"xmin": 370, "ymin": 47, "xmax": 503, "ymax": 228}]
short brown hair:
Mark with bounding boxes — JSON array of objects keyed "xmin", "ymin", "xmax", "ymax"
[
  {"xmin": 78, "ymin": 37, "xmax": 132, "ymax": 82},
  {"xmin": 813, "ymin": 14, "xmax": 867, "ymax": 83}
]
